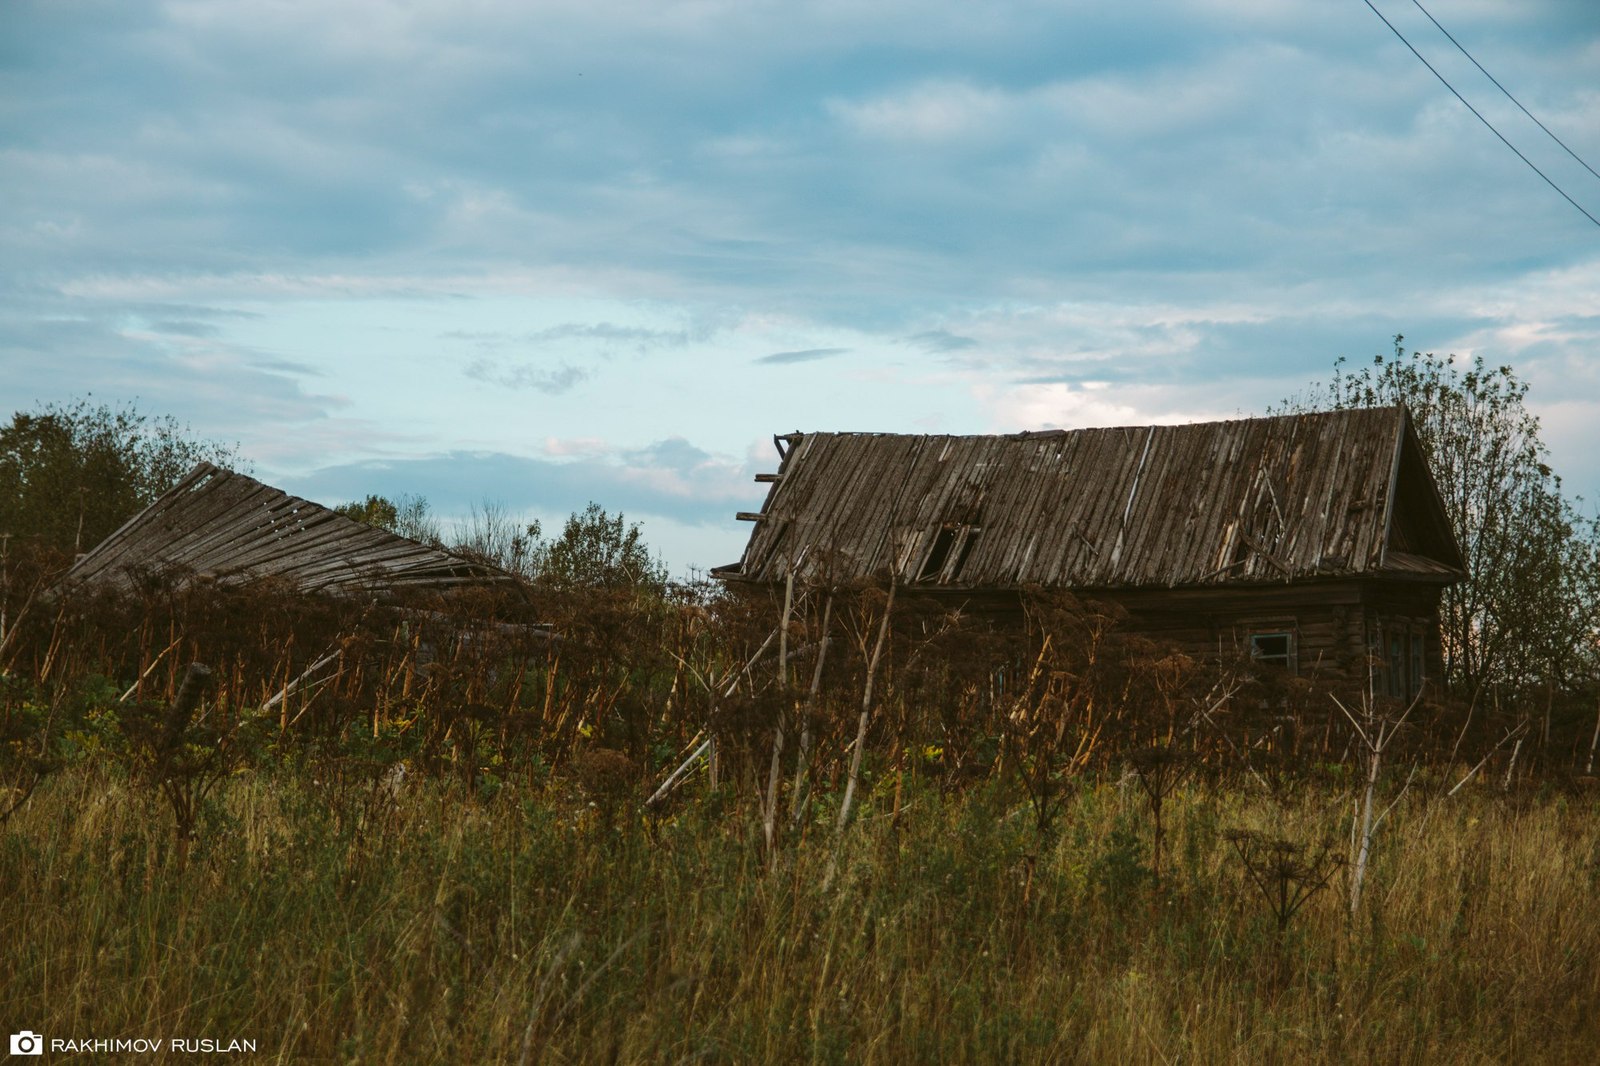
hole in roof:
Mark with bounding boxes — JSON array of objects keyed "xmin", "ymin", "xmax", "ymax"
[{"xmin": 919, "ymin": 527, "xmax": 957, "ymax": 582}]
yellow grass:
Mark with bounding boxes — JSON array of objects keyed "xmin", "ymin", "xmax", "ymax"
[{"xmin": 3, "ymin": 767, "xmax": 1597, "ymax": 1063}]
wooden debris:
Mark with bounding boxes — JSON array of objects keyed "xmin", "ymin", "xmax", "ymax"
[{"xmin": 63, "ymin": 462, "xmax": 518, "ymax": 596}]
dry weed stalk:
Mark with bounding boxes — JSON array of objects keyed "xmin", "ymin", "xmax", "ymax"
[
  {"xmin": 125, "ymin": 661, "xmax": 234, "ymax": 871},
  {"xmin": 789, "ymin": 592, "xmax": 833, "ymax": 827},
  {"xmin": 646, "ymin": 618, "xmax": 780, "ymax": 810},
  {"xmin": 1226, "ymin": 828, "xmax": 1344, "ymax": 935},
  {"xmin": 761, "ymin": 571, "xmax": 795, "ymax": 863},
  {"xmin": 1128, "ymin": 745, "xmax": 1192, "ymax": 884},
  {"xmin": 836, "ymin": 576, "xmax": 895, "ymax": 834}
]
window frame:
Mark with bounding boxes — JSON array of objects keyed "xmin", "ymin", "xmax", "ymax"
[
  {"xmin": 1246, "ymin": 625, "xmax": 1298, "ymax": 674},
  {"xmin": 1378, "ymin": 620, "xmax": 1427, "ymax": 700}
]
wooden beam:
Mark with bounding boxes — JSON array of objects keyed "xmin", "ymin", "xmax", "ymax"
[
  {"xmin": 755, "ymin": 473, "xmax": 782, "ymax": 483},
  {"xmin": 737, "ymin": 512, "xmax": 767, "ymax": 522}
]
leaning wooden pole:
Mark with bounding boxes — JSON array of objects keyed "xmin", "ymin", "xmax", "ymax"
[
  {"xmin": 643, "ymin": 628, "xmax": 781, "ymax": 810},
  {"xmin": 837, "ymin": 576, "xmax": 895, "ymax": 834},
  {"xmin": 791, "ymin": 593, "xmax": 834, "ymax": 827},
  {"xmin": 645, "ymin": 737, "xmax": 712, "ymax": 808},
  {"xmin": 763, "ymin": 571, "xmax": 795, "ymax": 861}
]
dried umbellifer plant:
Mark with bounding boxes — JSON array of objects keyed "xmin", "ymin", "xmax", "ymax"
[
  {"xmin": 1225, "ymin": 828, "xmax": 1345, "ymax": 936},
  {"xmin": 1128, "ymin": 744, "xmax": 1192, "ymax": 885}
]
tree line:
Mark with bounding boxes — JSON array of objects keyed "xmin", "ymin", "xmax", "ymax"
[
  {"xmin": 5, "ymin": 338, "xmax": 1599, "ymax": 701},
  {"xmin": 0, "ymin": 398, "xmax": 663, "ymax": 595}
]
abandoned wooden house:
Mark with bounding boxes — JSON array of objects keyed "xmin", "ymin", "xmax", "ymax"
[
  {"xmin": 63, "ymin": 462, "xmax": 518, "ymax": 598},
  {"xmin": 712, "ymin": 406, "xmax": 1465, "ymax": 695}
]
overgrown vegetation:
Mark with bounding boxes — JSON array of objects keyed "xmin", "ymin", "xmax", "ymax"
[
  {"xmin": 2, "ymin": 568, "xmax": 1595, "ymax": 1061},
  {"xmin": 4, "ymin": 357, "xmax": 1600, "ymax": 1062},
  {"xmin": 0, "ymin": 399, "xmax": 242, "ymax": 560},
  {"xmin": 5, "ymin": 764, "xmax": 1598, "ymax": 1062},
  {"xmin": 336, "ymin": 489, "xmax": 669, "ymax": 592}
]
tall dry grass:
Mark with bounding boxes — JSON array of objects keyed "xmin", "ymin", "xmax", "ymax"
[
  {"xmin": 4, "ymin": 576, "xmax": 1599, "ymax": 1061},
  {"xmin": 4, "ymin": 765, "xmax": 1597, "ymax": 1063}
]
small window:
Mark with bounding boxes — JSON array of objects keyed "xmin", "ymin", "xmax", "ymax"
[
  {"xmin": 1385, "ymin": 631, "xmax": 1406, "ymax": 698},
  {"xmin": 955, "ymin": 530, "xmax": 980, "ymax": 581},
  {"xmin": 1249, "ymin": 631, "xmax": 1295, "ymax": 671},
  {"xmin": 1378, "ymin": 623, "xmax": 1426, "ymax": 699}
]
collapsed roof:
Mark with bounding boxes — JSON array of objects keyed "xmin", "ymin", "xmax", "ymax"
[
  {"xmin": 714, "ymin": 406, "xmax": 1465, "ymax": 591},
  {"xmin": 64, "ymin": 462, "xmax": 517, "ymax": 596}
]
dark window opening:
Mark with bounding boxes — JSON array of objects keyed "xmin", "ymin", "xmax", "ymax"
[
  {"xmin": 918, "ymin": 521, "xmax": 981, "ymax": 583},
  {"xmin": 1250, "ymin": 631, "xmax": 1294, "ymax": 671},
  {"xmin": 1232, "ymin": 537, "xmax": 1252, "ymax": 568},
  {"xmin": 954, "ymin": 528, "xmax": 980, "ymax": 576},
  {"xmin": 919, "ymin": 527, "xmax": 958, "ymax": 581}
]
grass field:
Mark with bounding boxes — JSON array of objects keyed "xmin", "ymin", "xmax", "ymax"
[{"xmin": 5, "ymin": 762, "xmax": 1598, "ymax": 1064}]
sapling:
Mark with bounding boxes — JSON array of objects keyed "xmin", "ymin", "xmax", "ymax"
[{"xmin": 1333, "ymin": 685, "xmax": 1421, "ymax": 918}]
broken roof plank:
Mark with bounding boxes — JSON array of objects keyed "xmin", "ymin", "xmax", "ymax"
[{"xmin": 718, "ymin": 407, "xmax": 1465, "ymax": 591}]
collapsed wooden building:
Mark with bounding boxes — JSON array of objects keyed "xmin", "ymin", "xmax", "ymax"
[
  {"xmin": 713, "ymin": 406, "xmax": 1465, "ymax": 695},
  {"xmin": 63, "ymin": 462, "xmax": 519, "ymax": 598}
]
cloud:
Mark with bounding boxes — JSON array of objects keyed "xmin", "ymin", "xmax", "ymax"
[
  {"xmin": 7, "ymin": 0, "xmax": 1600, "ymax": 569},
  {"xmin": 906, "ymin": 329, "xmax": 977, "ymax": 353},
  {"xmin": 463, "ymin": 358, "xmax": 592, "ymax": 394},
  {"xmin": 444, "ymin": 322, "xmax": 694, "ymax": 352},
  {"xmin": 754, "ymin": 347, "xmax": 849, "ymax": 365},
  {"xmin": 828, "ymin": 80, "xmax": 1009, "ymax": 144},
  {"xmin": 8, "ymin": 0, "xmax": 1595, "ymax": 321},
  {"xmin": 0, "ymin": 307, "xmax": 339, "ymax": 429},
  {"xmin": 292, "ymin": 435, "xmax": 760, "ymax": 530},
  {"xmin": 542, "ymin": 436, "xmax": 611, "ymax": 458},
  {"xmin": 145, "ymin": 318, "xmax": 221, "ymax": 338}
]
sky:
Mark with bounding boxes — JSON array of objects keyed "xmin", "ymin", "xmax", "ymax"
[{"xmin": 4, "ymin": 0, "xmax": 1599, "ymax": 575}]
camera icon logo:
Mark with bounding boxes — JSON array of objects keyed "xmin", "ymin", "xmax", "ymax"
[{"xmin": 9, "ymin": 1030, "xmax": 44, "ymax": 1056}]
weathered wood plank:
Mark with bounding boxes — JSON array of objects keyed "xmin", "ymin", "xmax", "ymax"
[
  {"xmin": 64, "ymin": 464, "xmax": 514, "ymax": 596},
  {"xmin": 721, "ymin": 408, "xmax": 1462, "ymax": 599}
]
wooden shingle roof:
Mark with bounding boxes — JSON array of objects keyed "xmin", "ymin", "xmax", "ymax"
[
  {"xmin": 715, "ymin": 406, "xmax": 1464, "ymax": 591},
  {"xmin": 64, "ymin": 462, "xmax": 517, "ymax": 596}
]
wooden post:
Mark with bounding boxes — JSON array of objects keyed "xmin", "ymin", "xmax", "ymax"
[{"xmin": 1503, "ymin": 734, "xmax": 1524, "ymax": 791}]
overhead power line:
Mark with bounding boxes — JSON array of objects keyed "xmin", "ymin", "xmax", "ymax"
[
  {"xmin": 1361, "ymin": 0, "xmax": 1600, "ymax": 231},
  {"xmin": 1410, "ymin": 0, "xmax": 1600, "ymax": 186}
]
